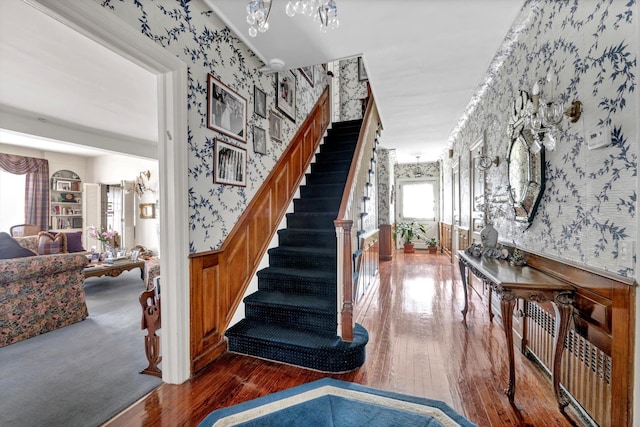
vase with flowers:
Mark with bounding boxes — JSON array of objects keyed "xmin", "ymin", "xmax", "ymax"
[{"xmin": 88, "ymin": 225, "xmax": 115, "ymax": 255}]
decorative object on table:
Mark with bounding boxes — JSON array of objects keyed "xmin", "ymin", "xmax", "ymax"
[
  {"xmin": 139, "ymin": 203, "xmax": 156, "ymax": 219},
  {"xmin": 426, "ymin": 236, "xmax": 438, "ymax": 254},
  {"xmin": 510, "ymin": 248, "xmax": 526, "ymax": 266},
  {"xmin": 214, "ymin": 139, "xmax": 247, "ymax": 186},
  {"xmin": 253, "ymin": 125, "xmax": 267, "ymax": 155},
  {"xmin": 253, "ymin": 85, "xmax": 267, "ymax": 118},
  {"xmin": 198, "ymin": 378, "xmax": 475, "ymax": 427},
  {"xmin": 207, "ymin": 73, "xmax": 247, "ymax": 143},
  {"xmin": 269, "ymin": 109, "xmax": 283, "ymax": 142},
  {"xmin": 276, "ymin": 70, "xmax": 296, "ymax": 122},
  {"xmin": 465, "ymin": 242, "xmax": 483, "ymax": 258},
  {"xmin": 87, "ymin": 225, "xmax": 115, "ymax": 254},
  {"xmin": 394, "ymin": 221, "xmax": 426, "ymax": 254}
]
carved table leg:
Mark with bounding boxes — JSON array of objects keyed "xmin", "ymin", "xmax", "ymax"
[
  {"xmin": 457, "ymin": 258, "xmax": 469, "ymax": 325},
  {"xmin": 486, "ymin": 282, "xmax": 494, "ymax": 322},
  {"xmin": 500, "ymin": 291, "xmax": 517, "ymax": 401},
  {"xmin": 552, "ymin": 292, "xmax": 573, "ymax": 410}
]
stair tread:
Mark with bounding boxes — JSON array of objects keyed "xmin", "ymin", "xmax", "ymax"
[
  {"xmin": 227, "ymin": 320, "xmax": 368, "ymax": 348},
  {"xmin": 269, "ymin": 246, "xmax": 336, "ymax": 256},
  {"xmin": 258, "ymin": 266, "xmax": 335, "ymax": 279},
  {"xmin": 245, "ymin": 291, "xmax": 334, "ymax": 311}
]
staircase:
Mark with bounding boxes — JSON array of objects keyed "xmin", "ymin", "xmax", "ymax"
[{"xmin": 225, "ymin": 119, "xmax": 369, "ymax": 373}]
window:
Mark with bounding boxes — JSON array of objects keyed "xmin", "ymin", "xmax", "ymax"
[
  {"xmin": 0, "ymin": 169, "xmax": 26, "ymax": 232},
  {"xmin": 398, "ymin": 180, "xmax": 437, "ymax": 221}
]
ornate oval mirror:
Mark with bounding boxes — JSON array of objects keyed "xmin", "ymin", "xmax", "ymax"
[{"xmin": 507, "ymin": 91, "xmax": 545, "ymax": 225}]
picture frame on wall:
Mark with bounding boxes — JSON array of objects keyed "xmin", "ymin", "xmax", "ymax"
[
  {"xmin": 254, "ymin": 86, "xmax": 267, "ymax": 118},
  {"xmin": 358, "ymin": 57, "xmax": 368, "ymax": 81},
  {"xmin": 139, "ymin": 203, "xmax": 156, "ymax": 219},
  {"xmin": 207, "ymin": 74, "xmax": 247, "ymax": 143},
  {"xmin": 269, "ymin": 110, "xmax": 283, "ymax": 142},
  {"xmin": 276, "ymin": 70, "xmax": 296, "ymax": 122},
  {"xmin": 299, "ymin": 66, "xmax": 314, "ymax": 87},
  {"xmin": 253, "ymin": 126, "xmax": 267, "ymax": 155},
  {"xmin": 214, "ymin": 139, "xmax": 247, "ymax": 187}
]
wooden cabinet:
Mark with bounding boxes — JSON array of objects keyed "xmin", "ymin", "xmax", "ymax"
[{"xmin": 50, "ymin": 169, "xmax": 83, "ymax": 231}]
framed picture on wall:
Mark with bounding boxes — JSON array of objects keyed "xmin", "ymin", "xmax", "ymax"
[
  {"xmin": 358, "ymin": 57, "xmax": 368, "ymax": 81},
  {"xmin": 254, "ymin": 86, "xmax": 267, "ymax": 118},
  {"xmin": 269, "ymin": 110, "xmax": 283, "ymax": 142},
  {"xmin": 253, "ymin": 126, "xmax": 267, "ymax": 155},
  {"xmin": 139, "ymin": 203, "xmax": 156, "ymax": 219},
  {"xmin": 207, "ymin": 74, "xmax": 247, "ymax": 143},
  {"xmin": 299, "ymin": 66, "xmax": 314, "ymax": 87},
  {"xmin": 276, "ymin": 70, "xmax": 296, "ymax": 122},
  {"xmin": 214, "ymin": 139, "xmax": 247, "ymax": 187}
]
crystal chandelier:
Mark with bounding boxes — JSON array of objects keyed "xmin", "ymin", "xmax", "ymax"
[
  {"xmin": 246, "ymin": 1, "xmax": 338, "ymax": 37},
  {"xmin": 286, "ymin": 0, "xmax": 339, "ymax": 33},
  {"xmin": 246, "ymin": 0, "xmax": 273, "ymax": 38}
]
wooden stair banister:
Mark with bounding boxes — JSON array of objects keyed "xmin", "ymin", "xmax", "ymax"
[
  {"xmin": 189, "ymin": 89, "xmax": 330, "ymax": 373},
  {"xmin": 335, "ymin": 96, "xmax": 381, "ymax": 342}
]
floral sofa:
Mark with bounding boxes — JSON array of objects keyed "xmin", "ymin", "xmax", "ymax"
[{"xmin": 0, "ymin": 234, "xmax": 89, "ymax": 347}]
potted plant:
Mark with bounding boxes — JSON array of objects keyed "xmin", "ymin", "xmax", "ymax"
[
  {"xmin": 394, "ymin": 221, "xmax": 426, "ymax": 253},
  {"xmin": 426, "ymin": 236, "xmax": 438, "ymax": 254}
]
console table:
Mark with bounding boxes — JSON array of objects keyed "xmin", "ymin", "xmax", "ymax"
[
  {"xmin": 457, "ymin": 250, "xmax": 574, "ymax": 409},
  {"xmin": 84, "ymin": 260, "xmax": 145, "ymax": 279}
]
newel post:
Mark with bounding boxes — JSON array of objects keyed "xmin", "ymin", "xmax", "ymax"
[{"xmin": 334, "ymin": 219, "xmax": 354, "ymax": 342}]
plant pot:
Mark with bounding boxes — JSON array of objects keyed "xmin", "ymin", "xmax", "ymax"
[
  {"xmin": 403, "ymin": 243, "xmax": 415, "ymax": 253},
  {"xmin": 427, "ymin": 245, "xmax": 437, "ymax": 254}
]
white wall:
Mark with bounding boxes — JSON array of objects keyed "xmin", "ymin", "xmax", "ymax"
[{"xmin": 88, "ymin": 154, "xmax": 159, "ymax": 255}]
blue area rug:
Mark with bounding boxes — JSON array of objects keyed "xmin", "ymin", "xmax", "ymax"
[{"xmin": 199, "ymin": 378, "xmax": 476, "ymax": 426}]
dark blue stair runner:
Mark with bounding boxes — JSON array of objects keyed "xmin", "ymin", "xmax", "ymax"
[{"xmin": 225, "ymin": 119, "xmax": 369, "ymax": 372}]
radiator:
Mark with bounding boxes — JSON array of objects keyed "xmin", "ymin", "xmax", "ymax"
[{"xmin": 526, "ymin": 303, "xmax": 611, "ymax": 427}]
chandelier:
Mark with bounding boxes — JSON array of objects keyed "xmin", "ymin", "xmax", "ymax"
[{"xmin": 247, "ymin": 0, "xmax": 339, "ymax": 38}]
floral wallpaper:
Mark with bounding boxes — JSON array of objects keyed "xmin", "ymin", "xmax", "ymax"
[
  {"xmin": 377, "ymin": 148, "xmax": 394, "ymax": 225},
  {"xmin": 339, "ymin": 57, "xmax": 368, "ymax": 121},
  {"xmin": 442, "ymin": 0, "xmax": 637, "ymax": 277},
  {"xmin": 97, "ymin": 0, "xmax": 327, "ymax": 252}
]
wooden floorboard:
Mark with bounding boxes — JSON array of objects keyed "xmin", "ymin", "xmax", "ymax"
[{"xmin": 105, "ymin": 251, "xmax": 579, "ymax": 427}]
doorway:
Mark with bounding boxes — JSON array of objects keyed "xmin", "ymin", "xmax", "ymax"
[
  {"xmin": 27, "ymin": 0, "xmax": 190, "ymax": 384},
  {"xmin": 396, "ymin": 178, "xmax": 439, "ymax": 249}
]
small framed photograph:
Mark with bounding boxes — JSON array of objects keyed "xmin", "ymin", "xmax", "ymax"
[
  {"xmin": 253, "ymin": 126, "xmax": 267, "ymax": 155},
  {"xmin": 299, "ymin": 66, "xmax": 314, "ymax": 87},
  {"xmin": 358, "ymin": 57, "xmax": 368, "ymax": 81},
  {"xmin": 215, "ymin": 139, "xmax": 247, "ymax": 187},
  {"xmin": 254, "ymin": 86, "xmax": 267, "ymax": 118},
  {"xmin": 207, "ymin": 74, "xmax": 247, "ymax": 143},
  {"xmin": 56, "ymin": 180, "xmax": 71, "ymax": 191},
  {"xmin": 139, "ymin": 203, "xmax": 156, "ymax": 219},
  {"xmin": 276, "ymin": 70, "xmax": 296, "ymax": 122},
  {"xmin": 130, "ymin": 249, "xmax": 140, "ymax": 261},
  {"xmin": 269, "ymin": 110, "xmax": 283, "ymax": 142}
]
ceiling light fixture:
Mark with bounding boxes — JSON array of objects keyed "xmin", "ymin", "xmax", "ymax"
[
  {"xmin": 246, "ymin": 0, "xmax": 272, "ymax": 38},
  {"xmin": 286, "ymin": 0, "xmax": 339, "ymax": 33},
  {"xmin": 413, "ymin": 156, "xmax": 423, "ymax": 178}
]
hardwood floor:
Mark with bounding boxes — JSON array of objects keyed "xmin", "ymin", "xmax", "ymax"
[{"xmin": 105, "ymin": 251, "xmax": 578, "ymax": 427}]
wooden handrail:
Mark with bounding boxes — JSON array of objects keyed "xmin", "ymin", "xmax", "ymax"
[
  {"xmin": 188, "ymin": 89, "xmax": 330, "ymax": 373},
  {"xmin": 334, "ymin": 95, "xmax": 381, "ymax": 341}
]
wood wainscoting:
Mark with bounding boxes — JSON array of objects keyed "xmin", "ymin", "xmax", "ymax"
[
  {"xmin": 439, "ymin": 222, "xmax": 452, "ymax": 258},
  {"xmin": 188, "ymin": 89, "xmax": 330, "ymax": 374},
  {"xmin": 513, "ymin": 250, "xmax": 635, "ymax": 427}
]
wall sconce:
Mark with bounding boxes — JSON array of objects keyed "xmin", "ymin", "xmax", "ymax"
[
  {"xmin": 475, "ymin": 146, "xmax": 499, "ymax": 171},
  {"xmin": 524, "ymin": 71, "xmax": 582, "ymax": 153},
  {"xmin": 135, "ymin": 170, "xmax": 153, "ymax": 197}
]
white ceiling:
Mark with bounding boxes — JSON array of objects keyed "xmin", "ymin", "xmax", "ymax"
[
  {"xmin": 0, "ymin": 0, "xmax": 157, "ymax": 158},
  {"xmin": 208, "ymin": 0, "xmax": 524, "ymax": 162},
  {"xmin": 0, "ymin": 0, "xmax": 523, "ymax": 163}
]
